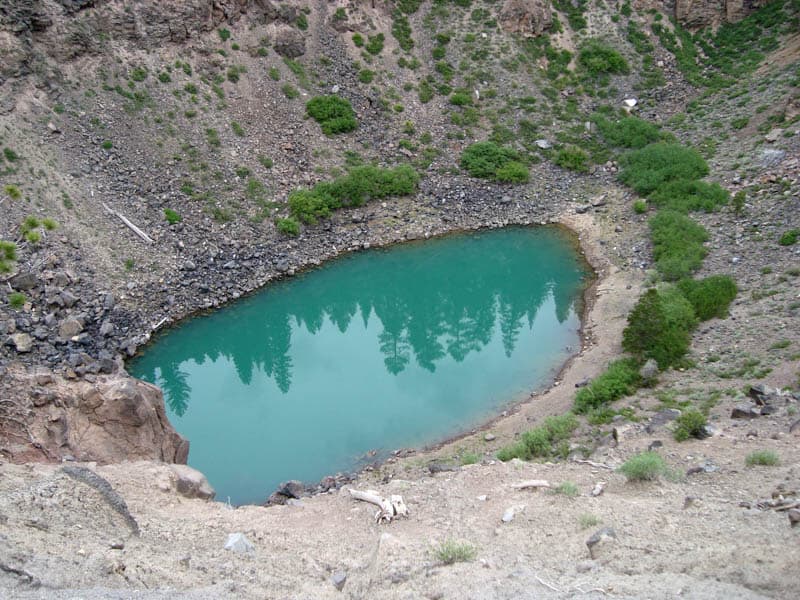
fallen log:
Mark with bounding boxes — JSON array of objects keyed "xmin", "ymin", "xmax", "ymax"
[
  {"xmin": 511, "ymin": 480, "xmax": 551, "ymax": 491},
  {"xmin": 102, "ymin": 202, "xmax": 154, "ymax": 244},
  {"xmin": 348, "ymin": 488, "xmax": 409, "ymax": 523}
]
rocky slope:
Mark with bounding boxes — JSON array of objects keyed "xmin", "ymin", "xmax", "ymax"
[{"xmin": 0, "ymin": 0, "xmax": 798, "ymax": 597}]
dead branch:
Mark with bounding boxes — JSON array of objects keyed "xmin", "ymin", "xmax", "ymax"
[{"xmin": 101, "ymin": 202, "xmax": 154, "ymax": 244}]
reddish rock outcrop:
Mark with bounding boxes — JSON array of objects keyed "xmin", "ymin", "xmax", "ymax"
[
  {"xmin": 499, "ymin": 0, "xmax": 553, "ymax": 36},
  {"xmin": 0, "ymin": 365, "xmax": 188, "ymax": 464}
]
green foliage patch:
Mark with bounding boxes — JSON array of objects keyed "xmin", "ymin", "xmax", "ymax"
[
  {"xmin": 306, "ymin": 95, "xmax": 357, "ymax": 135},
  {"xmin": 677, "ymin": 276, "xmax": 737, "ymax": 321},
  {"xmin": 573, "ymin": 358, "xmax": 641, "ymax": 413},
  {"xmin": 619, "ymin": 452, "xmax": 669, "ymax": 482},
  {"xmin": 647, "ymin": 179, "xmax": 729, "ymax": 213},
  {"xmin": 460, "ymin": 141, "xmax": 529, "ymax": 183},
  {"xmin": 496, "ymin": 414, "xmax": 579, "ymax": 461},
  {"xmin": 649, "ymin": 210, "xmax": 709, "ymax": 281},
  {"xmin": 288, "ymin": 165, "xmax": 419, "ymax": 224},
  {"xmin": 594, "ymin": 115, "xmax": 663, "ymax": 149},
  {"xmin": 618, "ymin": 143, "xmax": 709, "ymax": 196}
]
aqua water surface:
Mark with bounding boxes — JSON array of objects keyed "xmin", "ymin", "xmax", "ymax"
[{"xmin": 128, "ymin": 227, "xmax": 589, "ymax": 504}]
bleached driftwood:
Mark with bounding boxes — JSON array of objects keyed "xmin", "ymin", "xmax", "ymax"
[
  {"xmin": 102, "ymin": 202, "xmax": 154, "ymax": 244},
  {"xmin": 511, "ymin": 480, "xmax": 551, "ymax": 491},
  {"xmin": 348, "ymin": 489, "xmax": 409, "ymax": 523}
]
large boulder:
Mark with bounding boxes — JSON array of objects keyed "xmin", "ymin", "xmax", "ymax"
[
  {"xmin": 273, "ymin": 25, "xmax": 305, "ymax": 57},
  {"xmin": 1, "ymin": 366, "xmax": 189, "ymax": 464},
  {"xmin": 499, "ymin": 0, "xmax": 552, "ymax": 36}
]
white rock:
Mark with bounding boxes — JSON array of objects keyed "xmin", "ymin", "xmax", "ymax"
[{"xmin": 224, "ymin": 532, "xmax": 255, "ymax": 554}]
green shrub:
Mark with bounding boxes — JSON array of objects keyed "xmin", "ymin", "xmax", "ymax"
[
  {"xmin": 1, "ymin": 240, "xmax": 17, "ymax": 261},
  {"xmin": 745, "ymin": 450, "xmax": 779, "ymax": 467},
  {"xmin": 418, "ymin": 80, "xmax": 434, "ymax": 103},
  {"xmin": 434, "ymin": 540, "xmax": 477, "ymax": 565},
  {"xmin": 101, "ymin": 140, "xmax": 113, "ymax": 150},
  {"xmin": 450, "ymin": 92, "xmax": 472, "ymax": 106},
  {"xmin": 460, "ymin": 141, "xmax": 528, "ymax": 182},
  {"xmin": 552, "ymin": 481, "xmax": 579, "ymax": 497},
  {"xmin": 594, "ymin": 115, "xmax": 662, "ymax": 149},
  {"xmin": 306, "ymin": 95, "xmax": 358, "ymax": 135},
  {"xmin": 275, "ymin": 217, "xmax": 300, "ymax": 236},
  {"xmin": 677, "ymin": 275, "xmax": 737, "ymax": 320},
  {"xmin": 579, "ymin": 514, "xmax": 600, "ymax": 529},
  {"xmin": 268, "ymin": 66, "xmax": 280, "ymax": 81},
  {"xmin": 205, "ymin": 128, "xmax": 221, "ymax": 148},
  {"xmin": 618, "ymin": 143, "xmax": 709, "ymax": 195},
  {"xmin": 259, "ymin": 155, "xmax": 273, "ymax": 168},
  {"xmin": 4, "ymin": 184, "xmax": 21, "ymax": 200},
  {"xmin": 573, "ymin": 358, "xmax": 641, "ymax": 413},
  {"xmin": 673, "ymin": 409, "xmax": 707, "ymax": 441},
  {"xmin": 230, "ymin": 121, "xmax": 245, "ymax": 137},
  {"xmin": 497, "ymin": 414, "xmax": 578, "ymax": 461},
  {"xmin": 282, "ymin": 84, "xmax": 300, "ymax": 99},
  {"xmin": 495, "ymin": 161, "xmax": 529, "ymax": 183},
  {"xmin": 578, "ymin": 40, "xmax": 629, "ymax": 77},
  {"xmin": 779, "ymin": 229, "xmax": 800, "ymax": 246},
  {"xmin": 129, "ymin": 67, "xmax": 148, "ymax": 82},
  {"xmin": 358, "ymin": 69, "xmax": 375, "ymax": 83},
  {"xmin": 218, "ymin": 28, "xmax": 231, "ymax": 41},
  {"xmin": 184, "ymin": 83, "xmax": 198, "ymax": 95},
  {"xmin": 619, "ymin": 452, "xmax": 668, "ymax": 481},
  {"xmin": 622, "ymin": 288, "xmax": 692, "ymax": 369},
  {"xmin": 731, "ymin": 117, "xmax": 749, "ymax": 130},
  {"xmin": 648, "ymin": 179, "xmax": 729, "ymax": 213},
  {"xmin": 295, "ymin": 13, "xmax": 308, "ymax": 31},
  {"xmin": 352, "ymin": 33, "xmax": 364, "ymax": 47},
  {"xmin": 8, "ymin": 292, "xmax": 26, "ymax": 309},
  {"xmin": 158, "ymin": 72, "xmax": 171, "ymax": 83},
  {"xmin": 633, "ymin": 200, "xmax": 647, "ymax": 214},
  {"xmin": 164, "ymin": 208, "xmax": 182, "ymax": 224},
  {"xmin": 3, "ymin": 148, "xmax": 19, "ymax": 162},
  {"xmin": 554, "ymin": 146, "xmax": 590, "ymax": 172},
  {"xmin": 289, "ymin": 165, "xmax": 419, "ymax": 224},
  {"xmin": 365, "ymin": 33, "xmax": 385, "ymax": 55},
  {"xmin": 649, "ymin": 210, "xmax": 709, "ymax": 281}
]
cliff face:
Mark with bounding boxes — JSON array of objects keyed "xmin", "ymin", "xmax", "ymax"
[
  {"xmin": 674, "ymin": 0, "xmax": 771, "ymax": 28},
  {"xmin": 0, "ymin": 0, "xmax": 285, "ymax": 83}
]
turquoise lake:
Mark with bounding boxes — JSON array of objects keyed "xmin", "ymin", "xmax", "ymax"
[{"xmin": 128, "ymin": 227, "xmax": 589, "ymax": 505}]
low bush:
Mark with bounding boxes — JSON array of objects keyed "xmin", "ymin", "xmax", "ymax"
[
  {"xmin": 622, "ymin": 288, "xmax": 694, "ymax": 370},
  {"xmin": 649, "ymin": 210, "xmax": 709, "ymax": 281},
  {"xmin": 745, "ymin": 450, "xmax": 779, "ymax": 467},
  {"xmin": 8, "ymin": 291, "xmax": 26, "ymax": 309},
  {"xmin": 496, "ymin": 414, "xmax": 578, "ymax": 461},
  {"xmin": 495, "ymin": 161, "xmax": 530, "ymax": 183},
  {"xmin": 554, "ymin": 146, "xmax": 590, "ymax": 172},
  {"xmin": 164, "ymin": 208, "xmax": 182, "ymax": 224},
  {"xmin": 573, "ymin": 358, "xmax": 641, "ymax": 413},
  {"xmin": 552, "ymin": 481, "xmax": 579, "ymax": 497},
  {"xmin": 619, "ymin": 452, "xmax": 668, "ymax": 481},
  {"xmin": 460, "ymin": 141, "xmax": 529, "ymax": 183},
  {"xmin": 4, "ymin": 184, "xmax": 21, "ymax": 200},
  {"xmin": 594, "ymin": 115, "xmax": 663, "ymax": 149},
  {"xmin": 434, "ymin": 540, "xmax": 477, "ymax": 565},
  {"xmin": 306, "ymin": 95, "xmax": 357, "ymax": 135},
  {"xmin": 358, "ymin": 69, "xmax": 374, "ymax": 83},
  {"xmin": 647, "ymin": 179, "xmax": 729, "ymax": 213},
  {"xmin": 673, "ymin": 409, "xmax": 708, "ymax": 441},
  {"xmin": 779, "ymin": 229, "xmax": 799, "ymax": 246},
  {"xmin": 275, "ymin": 216, "xmax": 300, "ymax": 236},
  {"xmin": 677, "ymin": 275, "xmax": 737, "ymax": 321},
  {"xmin": 289, "ymin": 165, "xmax": 419, "ymax": 224},
  {"xmin": 618, "ymin": 143, "xmax": 709, "ymax": 195},
  {"xmin": 365, "ymin": 33, "xmax": 385, "ymax": 55},
  {"xmin": 578, "ymin": 40, "xmax": 629, "ymax": 77}
]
